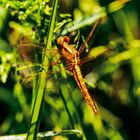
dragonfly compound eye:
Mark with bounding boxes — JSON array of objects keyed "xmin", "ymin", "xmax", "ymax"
[
  {"xmin": 57, "ymin": 36, "xmax": 70, "ymax": 47},
  {"xmin": 63, "ymin": 36, "xmax": 70, "ymax": 43}
]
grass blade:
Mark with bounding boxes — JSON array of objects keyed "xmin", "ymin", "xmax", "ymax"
[
  {"xmin": 0, "ymin": 130, "xmax": 83, "ymax": 140},
  {"xmin": 26, "ymin": 0, "xmax": 59, "ymax": 139}
]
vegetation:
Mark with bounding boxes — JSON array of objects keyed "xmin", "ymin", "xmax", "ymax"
[{"xmin": 0, "ymin": 0, "xmax": 140, "ymax": 140}]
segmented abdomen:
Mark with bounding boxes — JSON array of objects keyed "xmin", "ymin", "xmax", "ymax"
[{"xmin": 73, "ymin": 65, "xmax": 98, "ymax": 115}]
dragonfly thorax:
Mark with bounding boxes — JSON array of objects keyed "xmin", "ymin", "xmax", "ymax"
[{"xmin": 57, "ymin": 36, "xmax": 80, "ymax": 65}]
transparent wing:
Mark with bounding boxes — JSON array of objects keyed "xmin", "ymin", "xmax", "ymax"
[{"xmin": 16, "ymin": 29, "xmax": 112, "ymax": 88}]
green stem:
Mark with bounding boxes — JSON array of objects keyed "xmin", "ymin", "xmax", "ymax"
[
  {"xmin": 59, "ymin": 89, "xmax": 75, "ymax": 129},
  {"xmin": 26, "ymin": 0, "xmax": 59, "ymax": 139},
  {"xmin": 0, "ymin": 130, "xmax": 83, "ymax": 140},
  {"xmin": 61, "ymin": 10, "xmax": 106, "ymax": 35}
]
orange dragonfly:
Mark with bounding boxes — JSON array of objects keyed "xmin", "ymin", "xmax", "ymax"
[{"xmin": 17, "ymin": 19, "xmax": 108, "ymax": 115}]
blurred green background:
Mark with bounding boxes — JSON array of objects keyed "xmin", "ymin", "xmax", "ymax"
[{"xmin": 0, "ymin": 0, "xmax": 140, "ymax": 140}]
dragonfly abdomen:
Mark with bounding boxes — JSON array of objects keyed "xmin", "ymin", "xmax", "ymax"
[{"xmin": 73, "ymin": 65, "xmax": 98, "ymax": 115}]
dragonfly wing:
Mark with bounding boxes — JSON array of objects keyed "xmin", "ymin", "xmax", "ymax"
[
  {"xmin": 78, "ymin": 18, "xmax": 102, "ymax": 55},
  {"xmin": 80, "ymin": 45, "xmax": 114, "ymax": 65},
  {"xmin": 18, "ymin": 44, "xmax": 59, "ymax": 63},
  {"xmin": 17, "ymin": 59, "xmax": 70, "ymax": 87}
]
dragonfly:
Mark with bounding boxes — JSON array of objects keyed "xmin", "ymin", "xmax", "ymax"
[
  {"xmin": 17, "ymin": 19, "xmax": 108, "ymax": 115},
  {"xmin": 57, "ymin": 35, "xmax": 99, "ymax": 115}
]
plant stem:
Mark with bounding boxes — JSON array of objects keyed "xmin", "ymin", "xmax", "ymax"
[
  {"xmin": 59, "ymin": 88, "xmax": 75, "ymax": 129},
  {"xmin": 26, "ymin": 0, "xmax": 59, "ymax": 139}
]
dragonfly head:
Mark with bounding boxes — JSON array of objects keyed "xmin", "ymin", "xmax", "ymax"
[{"xmin": 57, "ymin": 36, "xmax": 70, "ymax": 47}]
